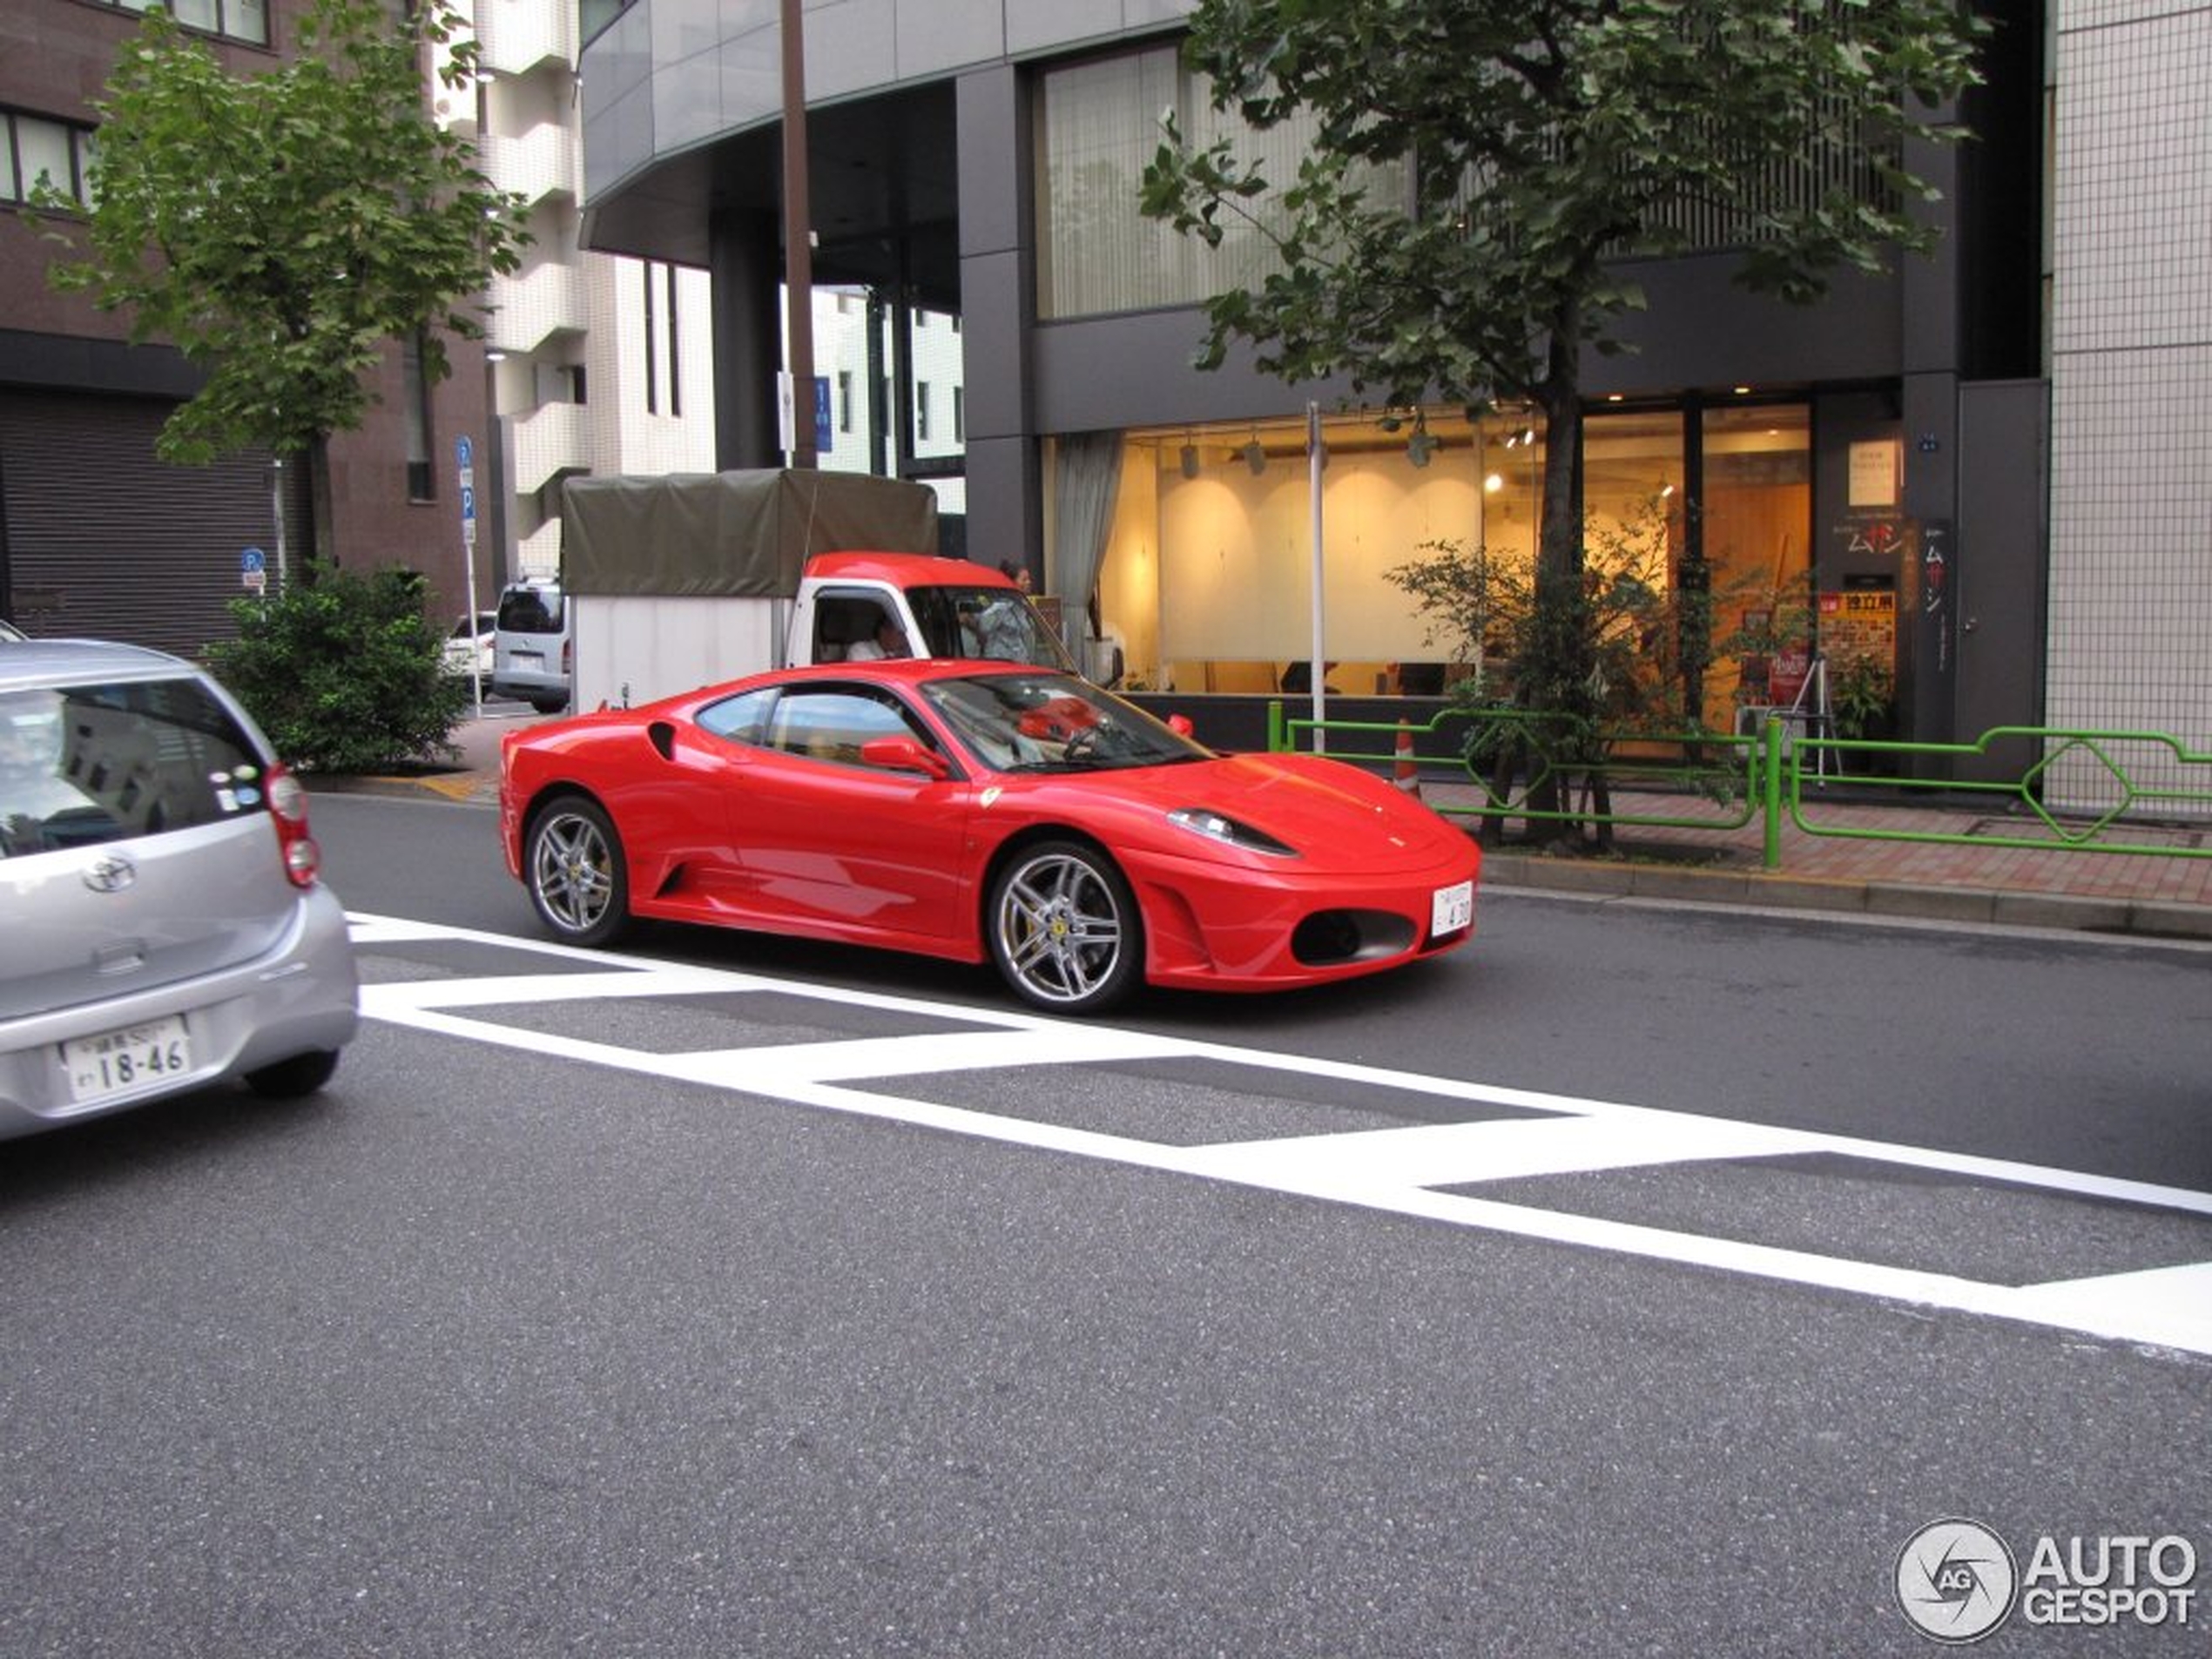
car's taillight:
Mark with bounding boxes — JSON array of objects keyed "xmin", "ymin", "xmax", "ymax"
[
  {"xmin": 266, "ymin": 765, "xmax": 321, "ymax": 887},
  {"xmin": 561, "ymin": 637, "xmax": 573, "ymax": 674}
]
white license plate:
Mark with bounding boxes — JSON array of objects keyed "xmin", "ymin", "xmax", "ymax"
[
  {"xmin": 64, "ymin": 1015, "xmax": 192, "ymax": 1105},
  {"xmin": 1431, "ymin": 879, "xmax": 1474, "ymax": 936},
  {"xmin": 513, "ymin": 651, "xmax": 543, "ymax": 671}
]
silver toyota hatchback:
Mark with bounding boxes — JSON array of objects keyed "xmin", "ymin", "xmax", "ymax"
[{"xmin": 0, "ymin": 640, "xmax": 359, "ymax": 1139}]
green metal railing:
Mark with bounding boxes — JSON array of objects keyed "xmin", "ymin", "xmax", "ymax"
[{"xmin": 1265, "ymin": 702, "xmax": 2212, "ymax": 871}]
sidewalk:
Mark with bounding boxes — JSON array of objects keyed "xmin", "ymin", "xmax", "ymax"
[
  {"xmin": 1467, "ymin": 792, "xmax": 2212, "ymax": 940},
  {"xmin": 329, "ymin": 710, "xmax": 2212, "ymax": 943}
]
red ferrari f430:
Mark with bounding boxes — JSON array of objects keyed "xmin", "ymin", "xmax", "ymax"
[{"xmin": 500, "ymin": 662, "xmax": 1479, "ymax": 1014}]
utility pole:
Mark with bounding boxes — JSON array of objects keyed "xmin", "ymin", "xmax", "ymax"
[{"xmin": 780, "ymin": 0, "xmax": 816, "ymax": 469}]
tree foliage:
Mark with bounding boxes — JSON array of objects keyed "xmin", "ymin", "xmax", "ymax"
[
  {"xmin": 1143, "ymin": 0, "xmax": 1986, "ymax": 833},
  {"xmin": 32, "ymin": 0, "xmax": 526, "ymax": 476},
  {"xmin": 206, "ymin": 561, "xmax": 469, "ymax": 773}
]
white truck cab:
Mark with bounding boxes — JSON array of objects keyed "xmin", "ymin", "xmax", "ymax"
[{"xmin": 794, "ymin": 552, "xmax": 1074, "ymax": 672}]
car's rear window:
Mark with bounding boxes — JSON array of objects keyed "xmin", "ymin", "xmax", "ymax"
[
  {"xmin": 497, "ymin": 587, "xmax": 563, "ymax": 632},
  {"xmin": 0, "ymin": 678, "xmax": 270, "ymax": 857}
]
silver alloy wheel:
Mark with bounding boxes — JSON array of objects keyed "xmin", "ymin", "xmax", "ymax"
[
  {"xmin": 530, "ymin": 805, "xmax": 618, "ymax": 938},
  {"xmin": 993, "ymin": 846, "xmax": 1129, "ymax": 1008}
]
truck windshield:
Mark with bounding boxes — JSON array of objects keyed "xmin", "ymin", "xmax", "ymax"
[{"xmin": 910, "ymin": 586, "xmax": 1078, "ymax": 674}]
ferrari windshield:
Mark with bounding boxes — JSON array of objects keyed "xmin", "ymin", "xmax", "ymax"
[{"xmin": 925, "ymin": 672, "xmax": 1209, "ymax": 772}]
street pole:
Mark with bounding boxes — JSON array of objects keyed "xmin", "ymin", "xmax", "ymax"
[
  {"xmin": 1307, "ymin": 401, "xmax": 1326, "ymax": 752},
  {"xmin": 459, "ymin": 435, "xmax": 482, "ymax": 718},
  {"xmin": 270, "ymin": 456, "xmax": 288, "ymax": 592},
  {"xmin": 781, "ymin": 0, "xmax": 816, "ymax": 469}
]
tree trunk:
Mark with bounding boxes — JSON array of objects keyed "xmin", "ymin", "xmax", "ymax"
[{"xmin": 1523, "ymin": 331, "xmax": 1590, "ymax": 847}]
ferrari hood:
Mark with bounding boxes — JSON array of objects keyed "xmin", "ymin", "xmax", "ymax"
[{"xmin": 1035, "ymin": 752, "xmax": 1472, "ymax": 875}]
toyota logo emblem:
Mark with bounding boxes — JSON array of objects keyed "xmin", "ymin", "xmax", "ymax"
[{"xmin": 83, "ymin": 853, "xmax": 137, "ymax": 894}]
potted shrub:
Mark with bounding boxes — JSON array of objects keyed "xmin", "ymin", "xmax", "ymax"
[{"xmin": 1827, "ymin": 651, "xmax": 1897, "ymax": 772}]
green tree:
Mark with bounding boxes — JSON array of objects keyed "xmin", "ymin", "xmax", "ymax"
[
  {"xmin": 31, "ymin": 0, "xmax": 526, "ymax": 561},
  {"xmin": 1143, "ymin": 0, "xmax": 1985, "ymax": 839}
]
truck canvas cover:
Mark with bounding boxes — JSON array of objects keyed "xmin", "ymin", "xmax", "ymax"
[{"xmin": 561, "ymin": 470, "xmax": 939, "ymax": 597}]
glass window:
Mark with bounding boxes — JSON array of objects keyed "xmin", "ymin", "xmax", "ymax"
[
  {"xmin": 1037, "ymin": 47, "xmax": 1386, "ymax": 320},
  {"xmin": 402, "ymin": 332, "xmax": 435, "ymax": 501},
  {"xmin": 1703, "ymin": 402, "xmax": 1816, "ymax": 723},
  {"xmin": 697, "ymin": 687, "xmax": 776, "ymax": 745},
  {"xmin": 1084, "ymin": 400, "xmax": 1810, "ymax": 711},
  {"xmin": 14, "ymin": 117, "xmax": 78, "ymax": 202},
  {"xmin": 496, "ymin": 584, "xmax": 563, "ymax": 632},
  {"xmin": 226, "ymin": 0, "xmax": 269, "ymax": 45},
  {"xmin": 0, "ymin": 680, "xmax": 266, "ymax": 856},
  {"xmin": 765, "ymin": 689, "xmax": 929, "ymax": 767}
]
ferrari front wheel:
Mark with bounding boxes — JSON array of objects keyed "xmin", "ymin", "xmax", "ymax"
[
  {"xmin": 988, "ymin": 840, "xmax": 1142, "ymax": 1015},
  {"xmin": 526, "ymin": 796, "xmax": 631, "ymax": 948}
]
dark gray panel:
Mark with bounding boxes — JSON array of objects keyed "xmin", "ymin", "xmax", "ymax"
[
  {"xmin": 1952, "ymin": 377, "xmax": 2049, "ymax": 772},
  {"xmin": 1601, "ymin": 253, "xmax": 1906, "ymax": 391},
  {"xmin": 955, "ymin": 64, "xmax": 1024, "ymax": 260}
]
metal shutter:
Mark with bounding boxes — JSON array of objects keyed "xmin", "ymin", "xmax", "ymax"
[{"xmin": 0, "ymin": 389, "xmax": 303, "ymax": 658}]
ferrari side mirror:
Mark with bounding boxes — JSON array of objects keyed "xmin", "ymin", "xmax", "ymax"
[
  {"xmin": 860, "ymin": 735, "xmax": 952, "ymax": 780},
  {"xmin": 1167, "ymin": 714, "xmax": 1195, "ymax": 737}
]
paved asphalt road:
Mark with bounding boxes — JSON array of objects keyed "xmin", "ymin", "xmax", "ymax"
[{"xmin": 3, "ymin": 792, "xmax": 2207, "ymax": 1657}]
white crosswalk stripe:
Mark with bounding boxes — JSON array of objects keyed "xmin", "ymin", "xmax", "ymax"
[{"xmin": 350, "ymin": 913, "xmax": 2212, "ymax": 1359}]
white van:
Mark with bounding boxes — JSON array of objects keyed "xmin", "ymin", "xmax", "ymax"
[{"xmin": 490, "ymin": 580, "xmax": 570, "ymax": 713}]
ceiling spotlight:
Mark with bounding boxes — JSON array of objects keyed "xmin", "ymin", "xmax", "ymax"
[
  {"xmin": 1484, "ymin": 472, "xmax": 1504, "ymax": 494},
  {"xmin": 1406, "ymin": 415, "xmax": 1436, "ymax": 469}
]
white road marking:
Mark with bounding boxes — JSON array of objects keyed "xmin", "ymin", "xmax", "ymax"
[{"xmin": 350, "ymin": 914, "xmax": 2212, "ymax": 1359}]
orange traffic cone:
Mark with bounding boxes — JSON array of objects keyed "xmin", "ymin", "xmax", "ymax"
[{"xmin": 1393, "ymin": 718, "xmax": 1422, "ymax": 800}]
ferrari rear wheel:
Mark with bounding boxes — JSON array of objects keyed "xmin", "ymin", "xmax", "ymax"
[
  {"xmin": 988, "ymin": 840, "xmax": 1142, "ymax": 1015},
  {"xmin": 526, "ymin": 796, "xmax": 631, "ymax": 948}
]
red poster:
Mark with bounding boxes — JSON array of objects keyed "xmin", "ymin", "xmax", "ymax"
[{"xmin": 1769, "ymin": 645, "xmax": 1812, "ymax": 705}]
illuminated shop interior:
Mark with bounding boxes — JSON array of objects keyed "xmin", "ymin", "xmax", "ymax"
[{"xmin": 1067, "ymin": 399, "xmax": 1814, "ymax": 721}]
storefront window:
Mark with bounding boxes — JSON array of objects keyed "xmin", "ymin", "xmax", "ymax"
[
  {"xmin": 1702, "ymin": 403, "xmax": 1815, "ymax": 725},
  {"xmin": 1077, "ymin": 400, "xmax": 1811, "ymax": 717}
]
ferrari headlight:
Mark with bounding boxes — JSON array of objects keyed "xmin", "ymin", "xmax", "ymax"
[{"xmin": 1168, "ymin": 807, "xmax": 1298, "ymax": 857}]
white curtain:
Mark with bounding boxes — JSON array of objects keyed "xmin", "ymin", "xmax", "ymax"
[{"xmin": 1053, "ymin": 433, "xmax": 1124, "ymax": 638}]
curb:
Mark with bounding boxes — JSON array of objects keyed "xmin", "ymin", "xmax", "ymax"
[
  {"xmin": 1482, "ymin": 850, "xmax": 2212, "ymax": 941},
  {"xmin": 310, "ymin": 772, "xmax": 496, "ymax": 806}
]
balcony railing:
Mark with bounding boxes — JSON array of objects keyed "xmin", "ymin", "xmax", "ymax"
[
  {"xmin": 482, "ymin": 123, "xmax": 578, "ymax": 208},
  {"xmin": 477, "ymin": 0, "xmax": 577, "ymax": 77},
  {"xmin": 486, "ymin": 261, "xmax": 588, "ymax": 357},
  {"xmin": 509, "ymin": 400, "xmax": 590, "ymax": 498}
]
